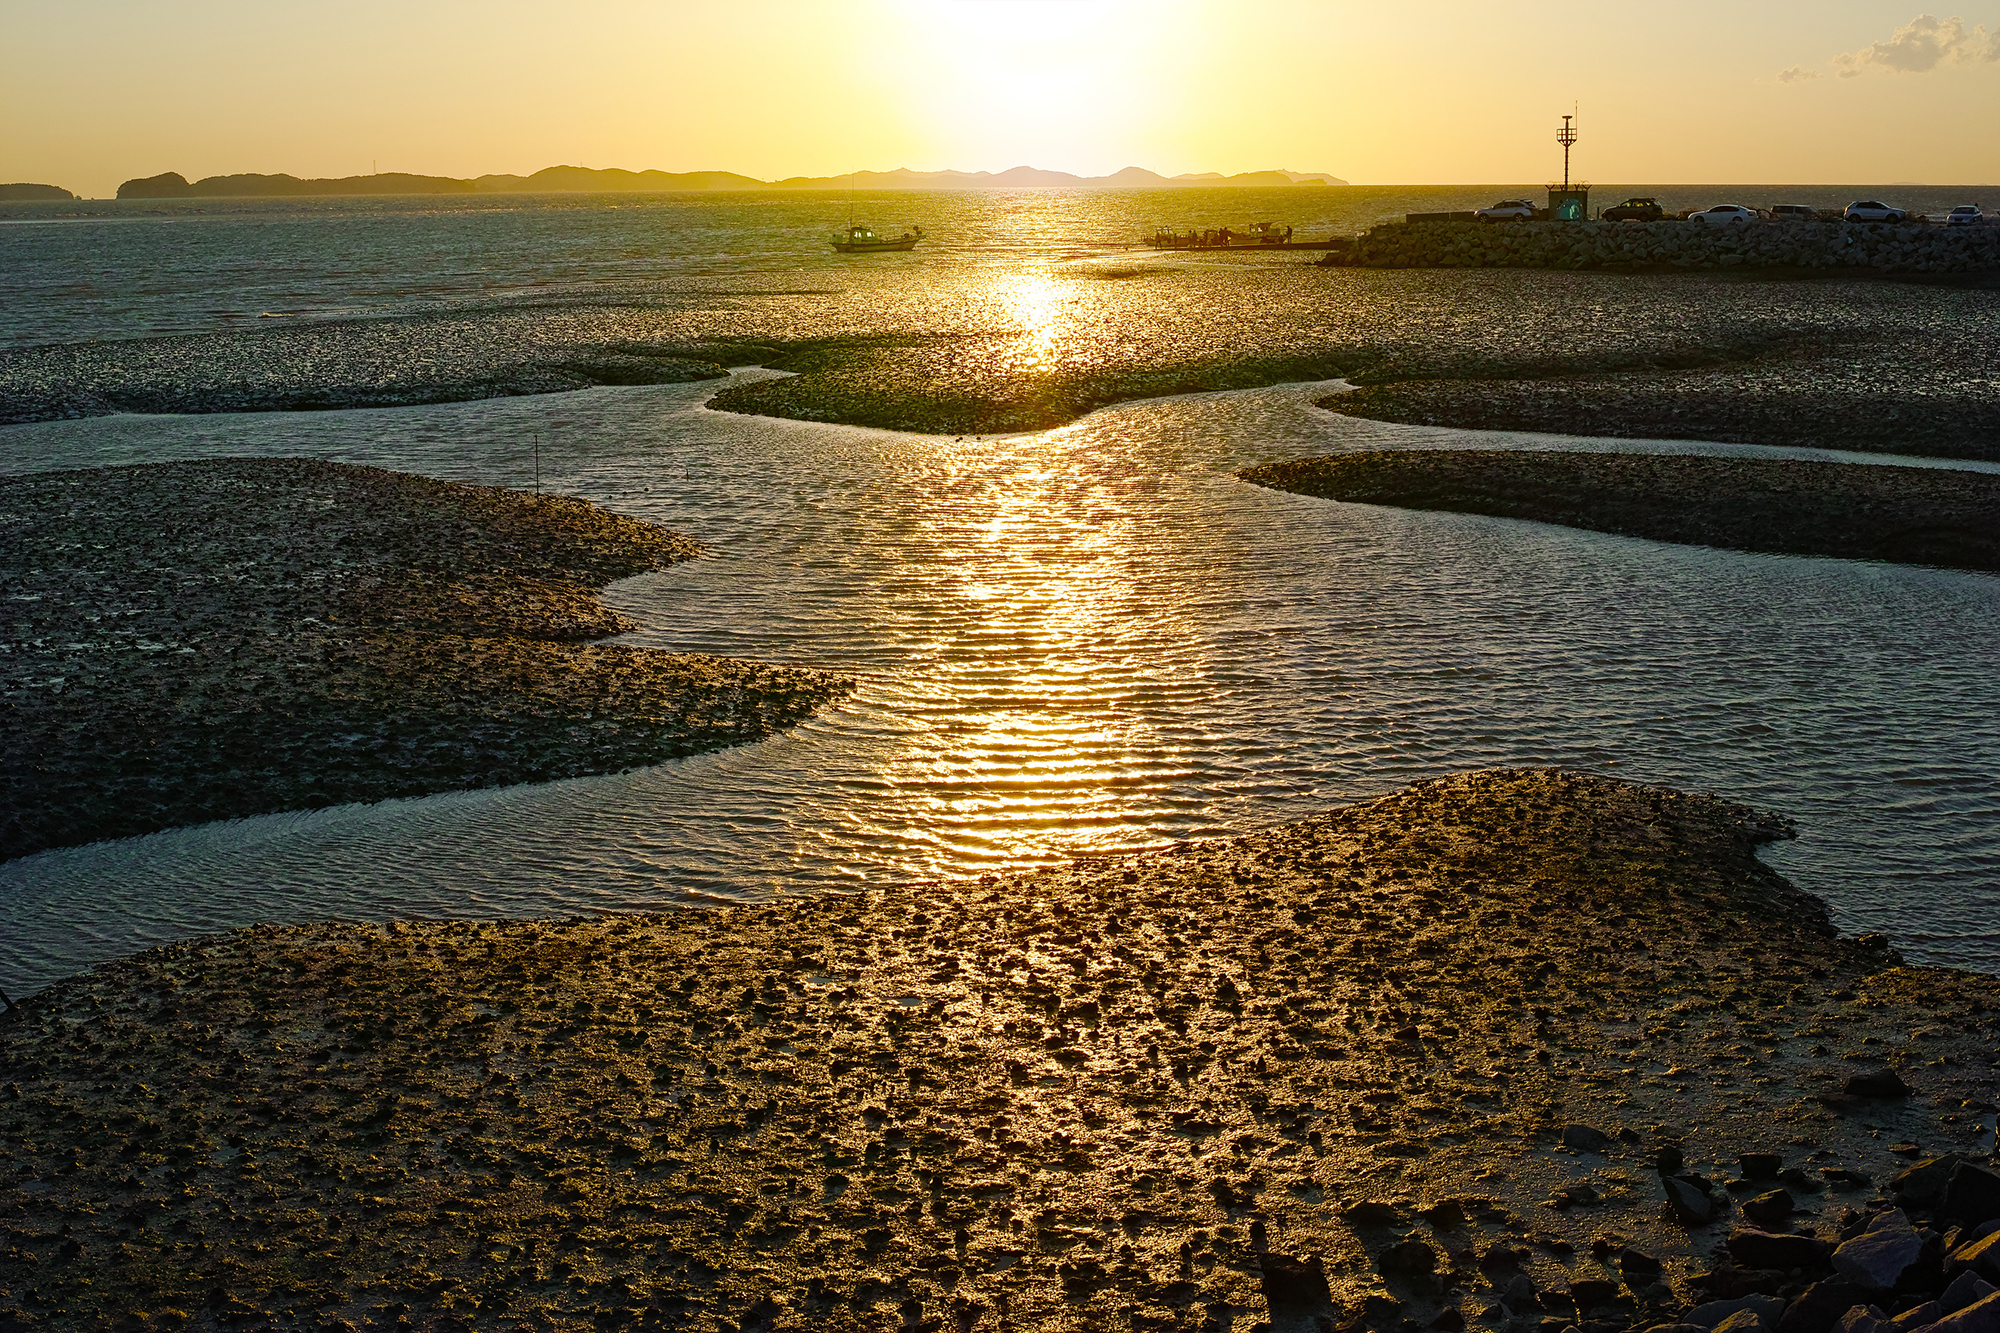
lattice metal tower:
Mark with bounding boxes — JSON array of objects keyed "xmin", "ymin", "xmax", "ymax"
[{"xmin": 1557, "ymin": 113, "xmax": 1578, "ymax": 190}]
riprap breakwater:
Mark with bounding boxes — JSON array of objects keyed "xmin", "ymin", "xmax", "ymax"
[{"xmin": 1324, "ymin": 219, "xmax": 2000, "ymax": 274}]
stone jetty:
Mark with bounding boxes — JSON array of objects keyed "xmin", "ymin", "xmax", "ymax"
[
  {"xmin": 2, "ymin": 769, "xmax": 1995, "ymax": 1330},
  {"xmin": 1322, "ymin": 220, "xmax": 2000, "ymax": 275}
]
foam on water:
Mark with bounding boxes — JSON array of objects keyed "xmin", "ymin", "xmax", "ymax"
[{"xmin": 2, "ymin": 376, "xmax": 1995, "ymax": 993}]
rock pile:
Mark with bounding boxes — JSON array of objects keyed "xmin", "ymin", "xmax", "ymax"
[
  {"xmin": 0, "ymin": 459, "xmax": 850, "ymax": 861},
  {"xmin": 1322, "ymin": 221, "xmax": 2000, "ymax": 275},
  {"xmin": 2, "ymin": 769, "xmax": 1996, "ymax": 1331}
]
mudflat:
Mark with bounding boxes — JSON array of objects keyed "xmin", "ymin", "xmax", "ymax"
[
  {"xmin": 1239, "ymin": 451, "xmax": 2000, "ymax": 572},
  {"xmin": 3, "ymin": 769, "xmax": 1994, "ymax": 1331},
  {"xmin": 0, "ymin": 459, "xmax": 851, "ymax": 862}
]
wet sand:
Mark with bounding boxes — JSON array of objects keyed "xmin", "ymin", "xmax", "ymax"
[
  {"xmin": 3, "ymin": 769, "xmax": 1995, "ymax": 1331},
  {"xmin": 0, "ymin": 459, "xmax": 850, "ymax": 862},
  {"xmin": 1240, "ymin": 451, "xmax": 2000, "ymax": 572}
]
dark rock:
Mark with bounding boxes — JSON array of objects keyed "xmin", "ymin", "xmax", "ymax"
[
  {"xmin": 1481, "ymin": 1245, "xmax": 1529, "ymax": 1273},
  {"xmin": 1571, "ymin": 1279, "xmax": 1621, "ymax": 1307},
  {"xmin": 1783, "ymin": 1170, "xmax": 1827, "ymax": 1194},
  {"xmin": 1565, "ymin": 1125, "xmax": 1615, "ymax": 1154},
  {"xmin": 1261, "ymin": 1253, "xmax": 1337, "ymax": 1327},
  {"xmin": 1945, "ymin": 1165, "xmax": 2000, "ymax": 1229},
  {"xmin": 1890, "ymin": 1301, "xmax": 1941, "ymax": 1330},
  {"xmin": 1831, "ymin": 1305, "xmax": 1890, "ymax": 1333},
  {"xmin": 1381, "ymin": 1241, "xmax": 1440, "ymax": 1277},
  {"xmin": 1950, "ymin": 1231, "xmax": 2000, "ymax": 1283},
  {"xmin": 1731, "ymin": 1229, "xmax": 1832, "ymax": 1272},
  {"xmin": 1717, "ymin": 1310, "xmax": 1772, "ymax": 1333},
  {"xmin": 1432, "ymin": 1309, "xmax": 1468, "ymax": 1331},
  {"xmin": 1940, "ymin": 1273, "xmax": 1999, "ymax": 1316},
  {"xmin": 1834, "ymin": 1213, "xmax": 1927, "ymax": 1292},
  {"xmin": 1688, "ymin": 1295, "xmax": 1790, "ymax": 1330},
  {"xmin": 1422, "ymin": 1201, "xmax": 1470, "ymax": 1230},
  {"xmin": 1658, "ymin": 1148, "xmax": 1688, "ymax": 1175},
  {"xmin": 1669, "ymin": 1178, "xmax": 1722, "ymax": 1227},
  {"xmin": 1845, "ymin": 1071, "xmax": 1911, "ymax": 1100},
  {"xmin": 1777, "ymin": 1281, "xmax": 1871, "ymax": 1333},
  {"xmin": 1743, "ymin": 1156, "xmax": 1786, "ymax": 1180},
  {"xmin": 1924, "ymin": 1290, "xmax": 2000, "ymax": 1333},
  {"xmin": 1895, "ymin": 1159, "xmax": 1971, "ymax": 1211},
  {"xmin": 1621, "ymin": 1250, "xmax": 1663, "ymax": 1285},
  {"xmin": 1746, "ymin": 1192, "xmax": 1798, "ymax": 1228},
  {"xmin": 1349, "ymin": 1200, "xmax": 1407, "ymax": 1227}
]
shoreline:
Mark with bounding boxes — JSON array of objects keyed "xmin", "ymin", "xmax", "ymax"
[
  {"xmin": 0, "ymin": 458, "xmax": 851, "ymax": 863},
  {"xmin": 1240, "ymin": 451, "xmax": 2000, "ymax": 572},
  {"xmin": 3, "ymin": 769, "xmax": 1995, "ymax": 1330}
]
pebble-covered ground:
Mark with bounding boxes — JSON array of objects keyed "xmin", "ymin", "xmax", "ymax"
[
  {"xmin": 0, "ymin": 459, "xmax": 851, "ymax": 861},
  {"xmin": 1239, "ymin": 452, "xmax": 2000, "ymax": 571},
  {"xmin": 2, "ymin": 769, "xmax": 1995, "ymax": 1332},
  {"xmin": 3, "ymin": 268, "xmax": 1996, "ymax": 459}
]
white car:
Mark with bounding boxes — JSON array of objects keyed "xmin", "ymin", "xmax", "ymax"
[
  {"xmin": 1475, "ymin": 199, "xmax": 1538, "ymax": 221},
  {"xmin": 1689, "ymin": 204, "xmax": 1758, "ymax": 225},
  {"xmin": 1843, "ymin": 200, "xmax": 1908, "ymax": 223},
  {"xmin": 1945, "ymin": 205, "xmax": 1984, "ymax": 227}
]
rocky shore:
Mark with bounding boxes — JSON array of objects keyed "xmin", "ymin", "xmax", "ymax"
[
  {"xmin": 1239, "ymin": 452, "xmax": 2000, "ymax": 571},
  {"xmin": 0, "ymin": 458, "xmax": 850, "ymax": 862},
  {"xmin": 1320, "ymin": 220, "xmax": 2000, "ymax": 276},
  {"xmin": 2, "ymin": 769, "xmax": 1996, "ymax": 1331}
]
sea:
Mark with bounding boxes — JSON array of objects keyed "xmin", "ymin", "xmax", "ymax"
[{"xmin": 2, "ymin": 185, "xmax": 1996, "ymax": 993}]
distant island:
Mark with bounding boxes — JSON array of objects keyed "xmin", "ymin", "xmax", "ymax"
[
  {"xmin": 0, "ymin": 183, "xmax": 76, "ymax": 201},
  {"xmin": 115, "ymin": 164, "xmax": 1346, "ymax": 199}
]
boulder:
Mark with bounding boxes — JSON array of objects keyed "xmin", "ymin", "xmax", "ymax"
[
  {"xmin": 1834, "ymin": 1212, "xmax": 1927, "ymax": 1291},
  {"xmin": 1890, "ymin": 1303, "xmax": 1941, "ymax": 1331},
  {"xmin": 1571, "ymin": 1278, "xmax": 1621, "ymax": 1307},
  {"xmin": 1564, "ymin": 1124, "xmax": 1615, "ymax": 1153},
  {"xmin": 1747, "ymin": 1191, "xmax": 1799, "ymax": 1228},
  {"xmin": 1777, "ymin": 1281, "xmax": 1871, "ymax": 1333},
  {"xmin": 1895, "ymin": 1159, "xmax": 1971, "ymax": 1211},
  {"xmin": 1381, "ymin": 1240, "xmax": 1439, "ymax": 1276},
  {"xmin": 1732, "ymin": 1228, "xmax": 1832, "ymax": 1272},
  {"xmin": 1846, "ymin": 1070, "xmax": 1912, "ymax": 1100},
  {"xmin": 1945, "ymin": 1165, "xmax": 2000, "ymax": 1229},
  {"xmin": 1670, "ymin": 1177, "xmax": 1722, "ymax": 1226},
  {"xmin": 1347, "ymin": 1200, "xmax": 1406, "ymax": 1227},
  {"xmin": 1832, "ymin": 1306, "xmax": 1890, "ymax": 1333},
  {"xmin": 1718, "ymin": 1309, "xmax": 1773, "ymax": 1333},
  {"xmin": 1742, "ymin": 1155, "xmax": 1786, "ymax": 1180},
  {"xmin": 1689, "ymin": 1296, "xmax": 1791, "ymax": 1330},
  {"xmin": 1941, "ymin": 1273, "xmax": 2000, "ymax": 1315},
  {"xmin": 1951, "ymin": 1231, "xmax": 2000, "ymax": 1283},
  {"xmin": 1623, "ymin": 1249, "xmax": 1665, "ymax": 1285},
  {"xmin": 1921, "ymin": 1290, "xmax": 2000, "ymax": 1333}
]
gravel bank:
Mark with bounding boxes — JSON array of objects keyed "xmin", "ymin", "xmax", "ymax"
[
  {"xmin": 5, "ymin": 270, "xmax": 1996, "ymax": 461},
  {"xmin": 2, "ymin": 769, "xmax": 1995, "ymax": 1331},
  {"xmin": 1239, "ymin": 452, "xmax": 2000, "ymax": 571},
  {"xmin": 0, "ymin": 459, "xmax": 851, "ymax": 861}
]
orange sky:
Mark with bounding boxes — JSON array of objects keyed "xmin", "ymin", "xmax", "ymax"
[{"xmin": 4, "ymin": 0, "xmax": 1997, "ymax": 197}]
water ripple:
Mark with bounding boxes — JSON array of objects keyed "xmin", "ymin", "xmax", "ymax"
[{"xmin": 1, "ymin": 374, "xmax": 1995, "ymax": 992}]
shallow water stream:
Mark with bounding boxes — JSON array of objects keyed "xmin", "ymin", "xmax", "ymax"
[{"xmin": 3, "ymin": 375, "xmax": 1996, "ymax": 992}]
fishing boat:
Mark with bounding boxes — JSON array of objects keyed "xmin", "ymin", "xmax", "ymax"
[{"xmin": 829, "ymin": 224, "xmax": 924, "ymax": 253}]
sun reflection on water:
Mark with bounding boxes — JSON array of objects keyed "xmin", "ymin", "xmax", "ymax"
[{"xmin": 998, "ymin": 272, "xmax": 1070, "ymax": 373}]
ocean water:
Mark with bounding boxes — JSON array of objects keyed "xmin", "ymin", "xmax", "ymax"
[
  {"xmin": 5, "ymin": 183, "xmax": 1993, "ymax": 348},
  {"xmin": 1, "ymin": 190, "xmax": 1996, "ymax": 993}
]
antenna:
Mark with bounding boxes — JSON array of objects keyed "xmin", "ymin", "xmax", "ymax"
[{"xmin": 1556, "ymin": 112, "xmax": 1578, "ymax": 190}]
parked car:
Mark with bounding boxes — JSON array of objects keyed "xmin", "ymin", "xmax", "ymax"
[
  {"xmin": 1769, "ymin": 205, "xmax": 1819, "ymax": 222},
  {"xmin": 1475, "ymin": 199, "xmax": 1538, "ymax": 221},
  {"xmin": 1689, "ymin": 204, "xmax": 1758, "ymax": 225},
  {"xmin": 1602, "ymin": 197, "xmax": 1665, "ymax": 222},
  {"xmin": 1945, "ymin": 205, "xmax": 1985, "ymax": 227},
  {"xmin": 1843, "ymin": 200, "xmax": 1908, "ymax": 222}
]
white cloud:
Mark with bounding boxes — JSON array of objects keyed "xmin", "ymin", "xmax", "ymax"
[
  {"xmin": 1776, "ymin": 65, "xmax": 1822, "ymax": 82},
  {"xmin": 1828, "ymin": 13, "xmax": 1995, "ymax": 77}
]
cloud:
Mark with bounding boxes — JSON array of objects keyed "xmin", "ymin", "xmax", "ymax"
[
  {"xmin": 1828, "ymin": 13, "xmax": 1995, "ymax": 76},
  {"xmin": 1776, "ymin": 65, "xmax": 1822, "ymax": 82}
]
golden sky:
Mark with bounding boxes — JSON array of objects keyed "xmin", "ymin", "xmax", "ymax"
[{"xmin": 5, "ymin": 0, "xmax": 1997, "ymax": 196}]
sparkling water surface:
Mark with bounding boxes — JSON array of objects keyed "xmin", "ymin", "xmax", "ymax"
[{"xmin": 2, "ymin": 376, "xmax": 1995, "ymax": 993}]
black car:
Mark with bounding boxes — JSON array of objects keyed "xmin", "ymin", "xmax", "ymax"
[{"xmin": 1602, "ymin": 197, "xmax": 1665, "ymax": 222}]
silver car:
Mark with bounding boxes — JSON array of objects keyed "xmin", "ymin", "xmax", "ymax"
[
  {"xmin": 1843, "ymin": 200, "xmax": 1908, "ymax": 222},
  {"xmin": 1945, "ymin": 205, "xmax": 1984, "ymax": 227}
]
